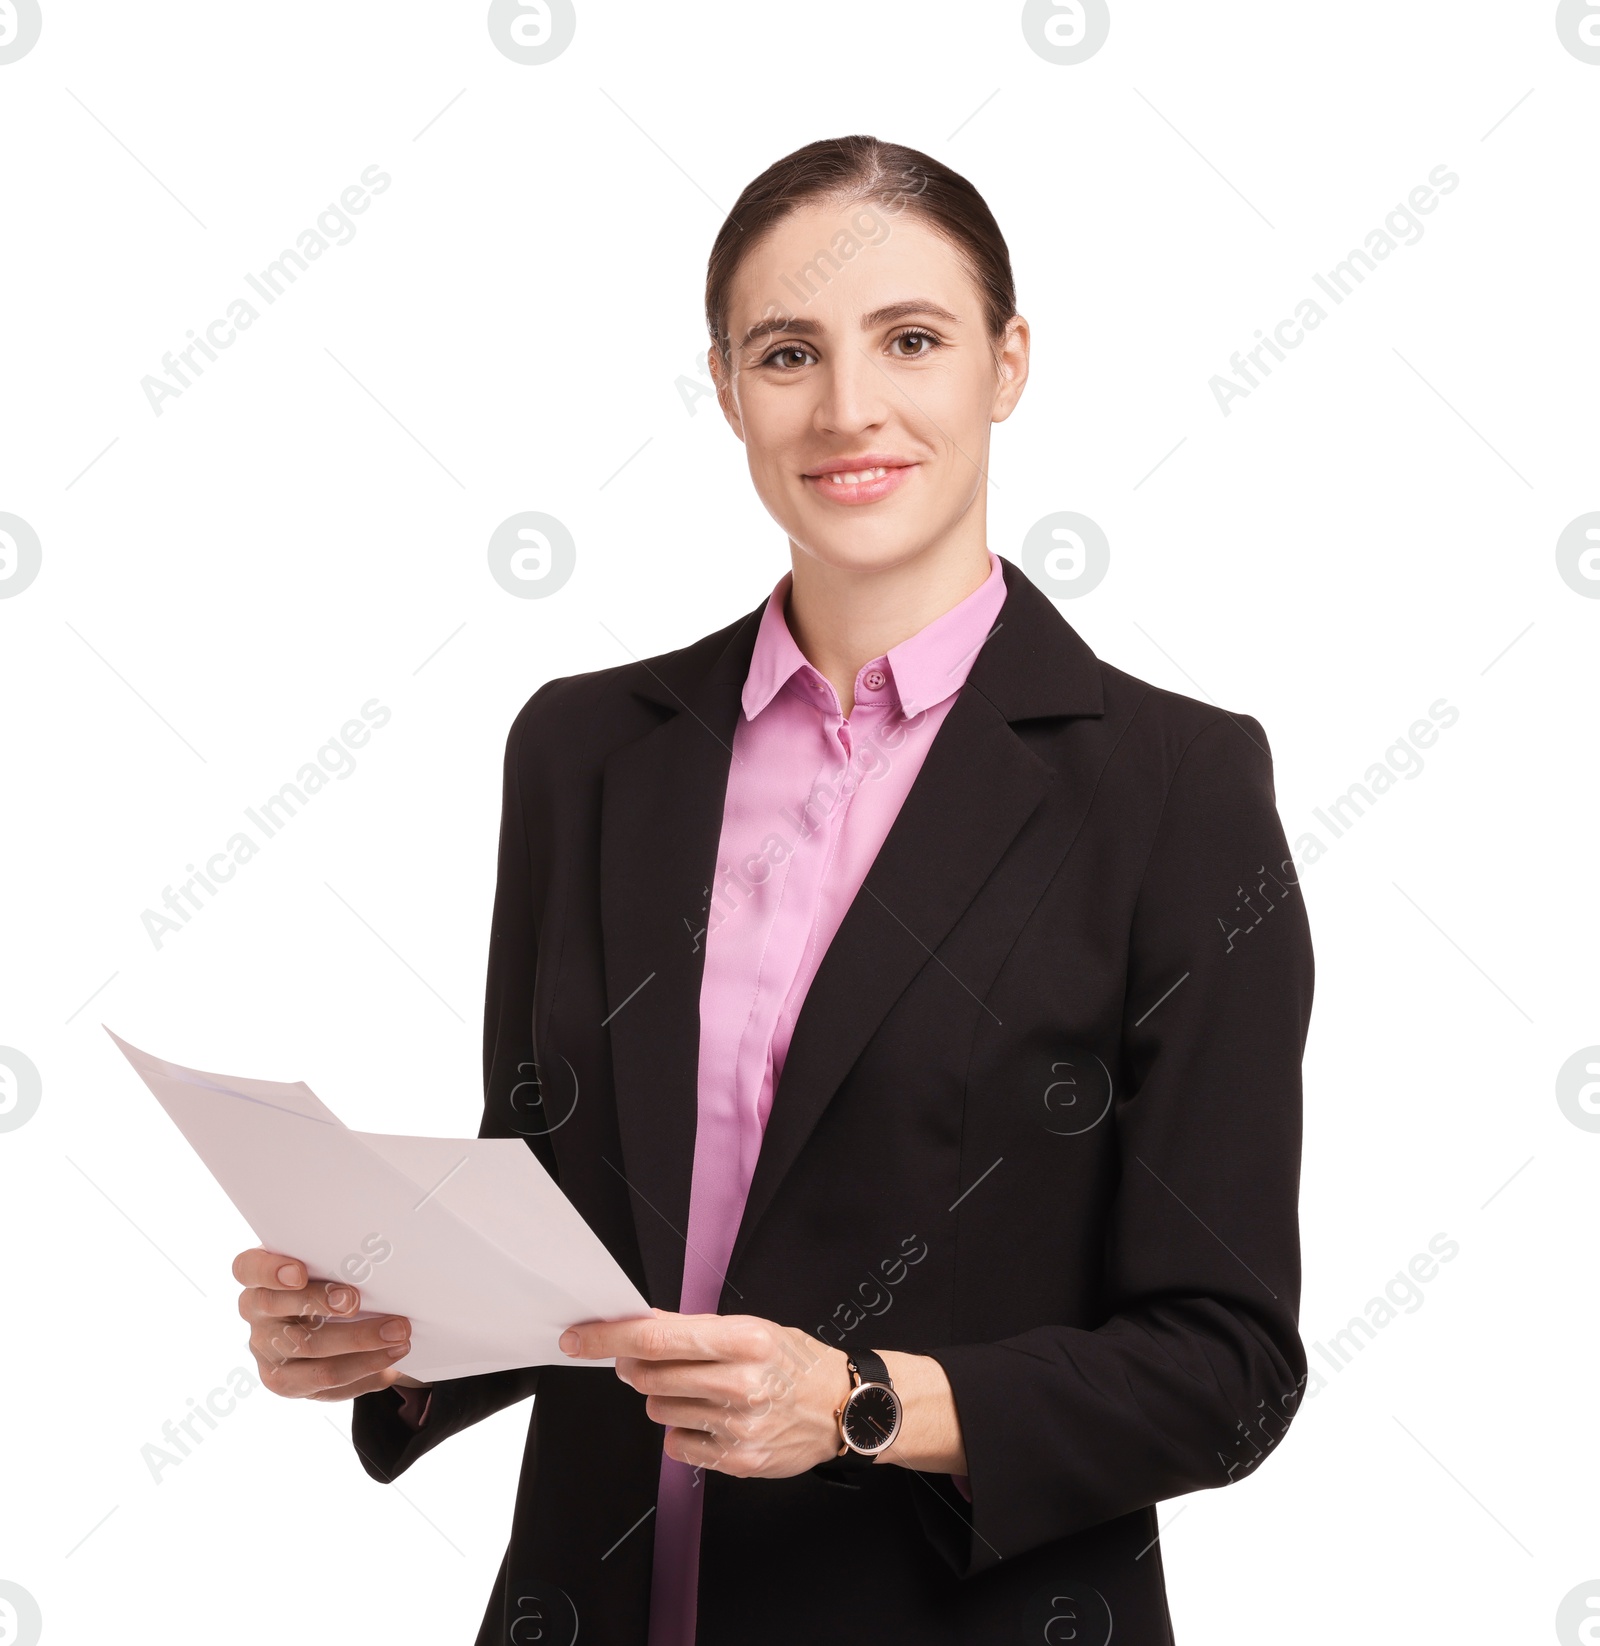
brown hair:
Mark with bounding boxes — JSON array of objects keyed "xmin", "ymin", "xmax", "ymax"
[{"xmin": 704, "ymin": 135, "xmax": 1016, "ymax": 365}]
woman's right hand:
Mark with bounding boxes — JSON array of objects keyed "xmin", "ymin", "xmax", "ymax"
[{"xmin": 233, "ymin": 1246, "xmax": 422, "ymax": 1402}]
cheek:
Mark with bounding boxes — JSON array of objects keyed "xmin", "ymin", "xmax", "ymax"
[
  {"xmin": 742, "ymin": 419, "xmax": 817, "ymax": 526},
  {"xmin": 923, "ymin": 388, "xmax": 995, "ymax": 497},
  {"xmin": 740, "ymin": 390, "xmax": 810, "ymax": 466},
  {"xmin": 923, "ymin": 363, "xmax": 994, "ymax": 447}
]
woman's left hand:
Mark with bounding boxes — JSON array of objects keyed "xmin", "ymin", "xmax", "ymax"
[
  {"xmin": 559, "ymin": 1310, "xmax": 847, "ymax": 1478},
  {"xmin": 559, "ymin": 1310, "xmax": 968, "ymax": 1478}
]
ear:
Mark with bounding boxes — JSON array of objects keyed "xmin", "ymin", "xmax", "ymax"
[
  {"xmin": 991, "ymin": 313, "xmax": 1031, "ymax": 425},
  {"xmin": 707, "ymin": 343, "xmax": 747, "ymax": 444}
]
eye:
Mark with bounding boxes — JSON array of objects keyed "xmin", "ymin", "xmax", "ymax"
[
  {"xmin": 889, "ymin": 327, "xmax": 941, "ymax": 358},
  {"xmin": 758, "ymin": 342, "xmax": 817, "ymax": 371}
]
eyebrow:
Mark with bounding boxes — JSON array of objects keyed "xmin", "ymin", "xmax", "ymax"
[{"xmin": 735, "ymin": 299, "xmax": 962, "ymax": 352}]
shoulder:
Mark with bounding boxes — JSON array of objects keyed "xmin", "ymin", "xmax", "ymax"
[
  {"xmin": 1096, "ymin": 658, "xmax": 1275, "ymax": 790},
  {"xmin": 501, "ymin": 604, "xmax": 757, "ymax": 770},
  {"xmin": 1041, "ymin": 656, "xmax": 1283, "ymax": 845},
  {"xmin": 985, "ymin": 564, "xmax": 1276, "ymax": 789}
]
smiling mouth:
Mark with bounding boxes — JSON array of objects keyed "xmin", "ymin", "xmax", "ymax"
[{"xmin": 801, "ymin": 461, "xmax": 917, "ymax": 505}]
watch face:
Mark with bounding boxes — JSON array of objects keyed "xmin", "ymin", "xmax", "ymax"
[{"xmin": 843, "ymin": 1384, "xmax": 900, "ymax": 1453}]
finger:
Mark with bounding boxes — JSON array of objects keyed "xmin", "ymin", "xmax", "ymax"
[
  {"xmin": 255, "ymin": 1343, "xmax": 412, "ymax": 1400},
  {"xmin": 237, "ymin": 1280, "xmax": 364, "ymax": 1324},
  {"xmin": 663, "ymin": 1424, "xmax": 739, "ymax": 1471},
  {"xmin": 232, "ymin": 1248, "xmax": 309, "ymax": 1289},
  {"xmin": 306, "ymin": 1369, "xmax": 409, "ymax": 1403},
  {"xmin": 252, "ymin": 1313, "xmax": 410, "ymax": 1363},
  {"xmin": 562, "ymin": 1311, "xmax": 728, "ymax": 1363},
  {"xmin": 642, "ymin": 1395, "xmax": 732, "ymax": 1434},
  {"xmin": 624, "ymin": 1356, "xmax": 791, "ymax": 1417},
  {"xmin": 615, "ymin": 1356, "xmax": 734, "ymax": 1396}
]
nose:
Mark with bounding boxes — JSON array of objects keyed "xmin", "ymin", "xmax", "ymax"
[{"xmin": 812, "ymin": 342, "xmax": 891, "ymax": 439}]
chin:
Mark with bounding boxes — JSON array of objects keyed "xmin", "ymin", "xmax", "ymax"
[
  {"xmin": 783, "ymin": 504, "xmax": 953, "ymax": 579},
  {"xmin": 791, "ymin": 530, "xmax": 939, "ymax": 578}
]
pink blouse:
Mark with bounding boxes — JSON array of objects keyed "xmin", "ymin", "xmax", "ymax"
[{"xmin": 647, "ymin": 552, "xmax": 1006, "ymax": 1645}]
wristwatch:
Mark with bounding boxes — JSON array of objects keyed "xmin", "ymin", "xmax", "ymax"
[{"xmin": 833, "ymin": 1349, "xmax": 902, "ymax": 1465}]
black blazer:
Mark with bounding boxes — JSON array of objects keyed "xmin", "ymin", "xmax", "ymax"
[{"xmin": 352, "ymin": 557, "xmax": 1315, "ymax": 1646}]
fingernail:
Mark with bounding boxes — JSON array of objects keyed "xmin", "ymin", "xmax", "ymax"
[
  {"xmin": 380, "ymin": 1318, "xmax": 409, "ymax": 1342},
  {"xmin": 387, "ymin": 1343, "xmax": 409, "ymax": 1359},
  {"xmin": 277, "ymin": 1264, "xmax": 303, "ymax": 1287},
  {"xmin": 327, "ymin": 1286, "xmax": 355, "ymax": 1312},
  {"xmin": 559, "ymin": 1330, "xmax": 578, "ymax": 1355}
]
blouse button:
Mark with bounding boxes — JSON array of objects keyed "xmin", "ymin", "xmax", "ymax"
[{"xmin": 863, "ymin": 668, "xmax": 887, "ymax": 691}]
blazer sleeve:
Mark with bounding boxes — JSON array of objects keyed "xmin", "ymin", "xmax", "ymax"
[
  {"xmin": 351, "ymin": 694, "xmax": 553, "ymax": 1484},
  {"xmin": 919, "ymin": 712, "xmax": 1314, "ymax": 1576}
]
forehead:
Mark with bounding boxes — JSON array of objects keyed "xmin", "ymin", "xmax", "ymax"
[{"xmin": 726, "ymin": 198, "xmax": 980, "ymax": 332}]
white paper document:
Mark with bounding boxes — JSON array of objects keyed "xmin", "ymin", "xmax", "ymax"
[{"xmin": 106, "ymin": 1027, "xmax": 651, "ymax": 1380}]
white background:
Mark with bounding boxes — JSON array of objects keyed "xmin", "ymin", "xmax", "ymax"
[{"xmin": 2, "ymin": 2, "xmax": 1597, "ymax": 1642}]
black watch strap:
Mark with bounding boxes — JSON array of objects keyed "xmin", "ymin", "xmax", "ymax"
[
  {"xmin": 847, "ymin": 1348, "xmax": 891, "ymax": 1390},
  {"xmin": 811, "ymin": 1454, "xmax": 875, "ymax": 1483}
]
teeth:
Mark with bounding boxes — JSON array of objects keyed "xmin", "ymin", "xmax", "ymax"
[{"xmin": 823, "ymin": 467, "xmax": 890, "ymax": 485}]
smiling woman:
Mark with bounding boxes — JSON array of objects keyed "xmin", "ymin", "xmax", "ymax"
[{"xmin": 231, "ymin": 134, "xmax": 1314, "ymax": 1646}]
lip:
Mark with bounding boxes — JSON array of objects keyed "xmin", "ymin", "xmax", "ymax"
[{"xmin": 802, "ymin": 455, "xmax": 918, "ymax": 506}]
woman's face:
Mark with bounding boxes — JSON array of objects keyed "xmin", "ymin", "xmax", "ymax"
[{"xmin": 711, "ymin": 197, "xmax": 1028, "ymax": 578}]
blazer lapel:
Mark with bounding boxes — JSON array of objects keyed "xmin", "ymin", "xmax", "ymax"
[
  {"xmin": 599, "ymin": 609, "xmax": 761, "ymax": 1309},
  {"xmin": 725, "ymin": 560, "xmax": 1106, "ymax": 1281}
]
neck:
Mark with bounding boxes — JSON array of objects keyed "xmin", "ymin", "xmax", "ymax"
[{"xmin": 784, "ymin": 535, "xmax": 992, "ymax": 718}]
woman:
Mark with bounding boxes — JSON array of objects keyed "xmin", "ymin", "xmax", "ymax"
[{"xmin": 233, "ymin": 135, "xmax": 1314, "ymax": 1645}]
